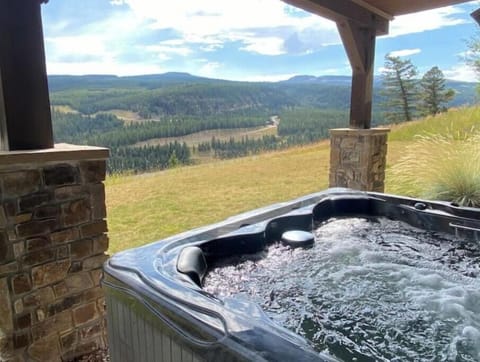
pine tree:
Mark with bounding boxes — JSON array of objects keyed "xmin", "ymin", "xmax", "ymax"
[
  {"xmin": 465, "ymin": 34, "xmax": 480, "ymax": 82},
  {"xmin": 168, "ymin": 151, "xmax": 179, "ymax": 168},
  {"xmin": 419, "ymin": 66, "xmax": 455, "ymax": 116},
  {"xmin": 381, "ymin": 55, "xmax": 419, "ymax": 123}
]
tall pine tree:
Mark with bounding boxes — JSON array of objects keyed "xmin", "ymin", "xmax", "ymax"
[
  {"xmin": 465, "ymin": 34, "xmax": 480, "ymax": 83},
  {"xmin": 381, "ymin": 55, "xmax": 419, "ymax": 123},
  {"xmin": 419, "ymin": 66, "xmax": 455, "ymax": 116}
]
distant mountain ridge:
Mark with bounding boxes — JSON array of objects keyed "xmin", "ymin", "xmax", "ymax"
[
  {"xmin": 48, "ymin": 71, "xmax": 477, "ymax": 85},
  {"xmin": 48, "ymin": 71, "xmax": 477, "ymax": 89},
  {"xmin": 48, "ymin": 72, "xmax": 226, "ymax": 92},
  {"xmin": 48, "ymin": 72, "xmax": 478, "ymax": 118},
  {"xmin": 281, "ymin": 75, "xmax": 355, "ymax": 85}
]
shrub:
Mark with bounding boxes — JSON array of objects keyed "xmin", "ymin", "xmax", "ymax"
[{"xmin": 388, "ymin": 130, "xmax": 480, "ymax": 207}]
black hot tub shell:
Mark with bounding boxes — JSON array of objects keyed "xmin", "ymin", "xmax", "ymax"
[{"xmin": 103, "ymin": 189, "xmax": 480, "ymax": 362}]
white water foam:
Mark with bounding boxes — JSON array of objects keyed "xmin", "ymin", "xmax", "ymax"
[{"xmin": 204, "ymin": 218, "xmax": 480, "ymax": 361}]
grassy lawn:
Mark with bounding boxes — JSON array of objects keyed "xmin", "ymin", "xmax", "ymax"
[
  {"xmin": 106, "ymin": 106, "xmax": 480, "ymax": 253},
  {"xmin": 106, "ymin": 142, "xmax": 330, "ymax": 252}
]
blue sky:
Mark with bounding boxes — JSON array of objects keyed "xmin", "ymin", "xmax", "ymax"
[{"xmin": 41, "ymin": 0, "xmax": 480, "ymax": 82}]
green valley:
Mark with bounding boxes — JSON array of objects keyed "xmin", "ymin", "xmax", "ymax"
[{"xmin": 50, "ymin": 72, "xmax": 478, "ymax": 174}]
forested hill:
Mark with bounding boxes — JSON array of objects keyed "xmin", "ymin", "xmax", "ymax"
[
  {"xmin": 48, "ymin": 73, "xmax": 477, "ymax": 119},
  {"xmin": 49, "ymin": 73, "xmax": 350, "ymax": 118},
  {"xmin": 48, "ymin": 72, "xmax": 220, "ymax": 92},
  {"xmin": 49, "ymin": 72, "xmax": 478, "ymax": 174}
]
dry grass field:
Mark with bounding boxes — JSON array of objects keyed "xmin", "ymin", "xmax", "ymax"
[
  {"xmin": 105, "ymin": 106, "xmax": 480, "ymax": 253},
  {"xmin": 133, "ymin": 125, "xmax": 278, "ymax": 148}
]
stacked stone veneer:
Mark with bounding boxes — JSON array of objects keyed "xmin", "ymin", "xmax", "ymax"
[
  {"xmin": 329, "ymin": 128, "xmax": 390, "ymax": 192},
  {"xmin": 0, "ymin": 146, "xmax": 109, "ymax": 361}
]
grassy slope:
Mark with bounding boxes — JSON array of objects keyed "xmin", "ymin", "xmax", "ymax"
[
  {"xmin": 385, "ymin": 106, "xmax": 480, "ymax": 190},
  {"xmin": 106, "ymin": 106, "xmax": 480, "ymax": 253},
  {"xmin": 106, "ymin": 142, "xmax": 330, "ymax": 252}
]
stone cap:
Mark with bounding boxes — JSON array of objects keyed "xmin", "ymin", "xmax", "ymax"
[
  {"xmin": 0, "ymin": 143, "xmax": 109, "ymax": 166},
  {"xmin": 330, "ymin": 128, "xmax": 391, "ymax": 136}
]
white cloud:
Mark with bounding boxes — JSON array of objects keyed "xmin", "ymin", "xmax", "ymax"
[
  {"xmin": 317, "ymin": 66, "xmax": 351, "ymax": 76},
  {"xmin": 444, "ymin": 64, "xmax": 478, "ymax": 82},
  {"xmin": 44, "ymin": 8, "xmax": 158, "ymax": 75},
  {"xmin": 388, "ymin": 48, "xmax": 422, "ymax": 57},
  {"xmin": 111, "ymin": 1, "xmax": 469, "ymax": 59},
  {"xmin": 198, "ymin": 61, "xmax": 222, "ymax": 77},
  {"xmin": 242, "ymin": 73, "xmax": 298, "ymax": 82},
  {"xmin": 376, "ymin": 66, "xmax": 388, "ymax": 74},
  {"xmin": 388, "ymin": 7, "xmax": 466, "ymax": 37},
  {"xmin": 46, "ymin": 60, "xmax": 164, "ymax": 76},
  {"xmin": 118, "ymin": 0, "xmax": 338, "ymax": 54},
  {"xmin": 42, "ymin": 0, "xmax": 475, "ymax": 77},
  {"xmin": 240, "ymin": 37, "xmax": 285, "ymax": 55},
  {"xmin": 117, "ymin": 1, "xmax": 468, "ymax": 43},
  {"xmin": 146, "ymin": 44, "xmax": 193, "ymax": 59},
  {"xmin": 200, "ymin": 42, "xmax": 224, "ymax": 52},
  {"xmin": 124, "ymin": 0, "xmax": 322, "ymax": 32},
  {"xmin": 46, "ymin": 35, "xmax": 107, "ymax": 58},
  {"xmin": 144, "ymin": 40, "xmax": 195, "ymax": 61}
]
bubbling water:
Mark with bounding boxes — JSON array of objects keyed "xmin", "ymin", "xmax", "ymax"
[{"xmin": 203, "ymin": 218, "xmax": 480, "ymax": 361}]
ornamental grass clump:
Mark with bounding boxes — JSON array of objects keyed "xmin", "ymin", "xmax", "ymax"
[{"xmin": 388, "ymin": 130, "xmax": 480, "ymax": 207}]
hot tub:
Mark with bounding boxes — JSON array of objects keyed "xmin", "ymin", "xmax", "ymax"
[{"xmin": 103, "ymin": 189, "xmax": 480, "ymax": 361}]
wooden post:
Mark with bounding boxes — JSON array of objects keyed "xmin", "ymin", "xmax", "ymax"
[
  {"xmin": 0, "ymin": 0, "xmax": 53, "ymax": 150},
  {"xmin": 282, "ymin": 1, "xmax": 390, "ymax": 129},
  {"xmin": 337, "ymin": 20, "xmax": 376, "ymax": 129},
  {"xmin": 331, "ymin": 19, "xmax": 390, "ymax": 192}
]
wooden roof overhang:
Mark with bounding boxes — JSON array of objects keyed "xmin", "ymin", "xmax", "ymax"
[
  {"xmin": 283, "ymin": 0, "xmax": 472, "ymax": 129},
  {"xmin": 0, "ymin": 0, "xmax": 475, "ymax": 151}
]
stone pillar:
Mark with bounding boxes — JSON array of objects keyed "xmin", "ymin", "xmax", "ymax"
[
  {"xmin": 0, "ymin": 144, "xmax": 109, "ymax": 362},
  {"xmin": 329, "ymin": 128, "xmax": 390, "ymax": 192}
]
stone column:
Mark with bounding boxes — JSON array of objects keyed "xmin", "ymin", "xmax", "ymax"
[
  {"xmin": 0, "ymin": 144, "xmax": 109, "ymax": 362},
  {"xmin": 329, "ymin": 128, "xmax": 390, "ymax": 192}
]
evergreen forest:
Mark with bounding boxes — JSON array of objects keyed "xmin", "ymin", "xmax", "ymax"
[{"xmin": 50, "ymin": 72, "xmax": 477, "ymax": 173}]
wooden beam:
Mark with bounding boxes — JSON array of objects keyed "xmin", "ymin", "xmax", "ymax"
[
  {"xmin": 472, "ymin": 8, "xmax": 480, "ymax": 26},
  {"xmin": 338, "ymin": 20, "xmax": 376, "ymax": 129},
  {"xmin": 0, "ymin": 0, "xmax": 53, "ymax": 150},
  {"xmin": 350, "ymin": 0, "xmax": 393, "ymax": 20},
  {"xmin": 365, "ymin": 0, "xmax": 471, "ymax": 17},
  {"xmin": 282, "ymin": 0, "xmax": 389, "ymax": 35}
]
